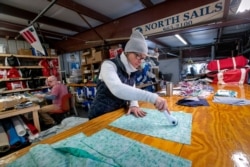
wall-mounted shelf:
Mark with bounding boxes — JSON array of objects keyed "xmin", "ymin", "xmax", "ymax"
[{"xmin": 0, "ymin": 53, "xmax": 59, "ymax": 95}]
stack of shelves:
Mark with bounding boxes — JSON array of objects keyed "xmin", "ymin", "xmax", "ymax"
[
  {"xmin": 81, "ymin": 48, "xmax": 104, "ymax": 83},
  {"xmin": 0, "ymin": 54, "xmax": 60, "ymax": 95}
]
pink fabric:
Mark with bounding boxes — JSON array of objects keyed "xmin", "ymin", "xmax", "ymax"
[{"xmin": 51, "ymin": 83, "xmax": 68, "ymax": 108}]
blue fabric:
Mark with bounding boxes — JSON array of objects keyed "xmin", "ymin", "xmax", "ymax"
[
  {"xmin": 213, "ymin": 96, "xmax": 250, "ymax": 105},
  {"xmin": 2, "ymin": 119, "xmax": 27, "ymax": 148}
]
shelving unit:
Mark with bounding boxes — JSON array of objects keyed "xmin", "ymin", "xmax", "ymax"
[
  {"xmin": 0, "ymin": 53, "xmax": 60, "ymax": 95},
  {"xmin": 82, "ymin": 63, "xmax": 101, "ymax": 82},
  {"xmin": 81, "ymin": 49, "xmax": 103, "ymax": 83}
]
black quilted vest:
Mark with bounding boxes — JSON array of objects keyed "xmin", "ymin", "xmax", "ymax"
[{"xmin": 88, "ymin": 55, "xmax": 138, "ymax": 119}]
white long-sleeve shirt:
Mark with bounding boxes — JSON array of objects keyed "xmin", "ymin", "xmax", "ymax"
[{"xmin": 99, "ymin": 53, "xmax": 158, "ymax": 107}]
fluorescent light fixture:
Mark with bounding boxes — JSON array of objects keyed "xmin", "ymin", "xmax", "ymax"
[
  {"xmin": 175, "ymin": 34, "xmax": 187, "ymax": 45},
  {"xmin": 236, "ymin": 0, "xmax": 250, "ymax": 13}
]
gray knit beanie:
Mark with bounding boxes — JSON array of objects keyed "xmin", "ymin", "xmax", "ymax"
[{"xmin": 124, "ymin": 31, "xmax": 148, "ymax": 56}]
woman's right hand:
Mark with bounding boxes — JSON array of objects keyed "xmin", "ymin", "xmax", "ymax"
[{"xmin": 154, "ymin": 97, "xmax": 169, "ymax": 113}]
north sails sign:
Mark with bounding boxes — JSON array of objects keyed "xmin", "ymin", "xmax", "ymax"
[{"xmin": 133, "ymin": 0, "xmax": 225, "ymax": 36}]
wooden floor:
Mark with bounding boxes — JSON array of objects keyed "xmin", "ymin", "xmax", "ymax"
[{"xmin": 1, "ymin": 84, "xmax": 250, "ymax": 167}]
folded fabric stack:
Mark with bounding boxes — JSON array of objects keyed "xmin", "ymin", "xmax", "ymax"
[
  {"xmin": 214, "ymin": 89, "xmax": 237, "ymax": 97},
  {"xmin": 178, "ymin": 81, "xmax": 213, "ymax": 98},
  {"xmin": 176, "ymin": 97, "xmax": 209, "ymax": 107},
  {"xmin": 213, "ymin": 89, "xmax": 250, "ymax": 105},
  {"xmin": 213, "ymin": 96, "xmax": 250, "ymax": 105}
]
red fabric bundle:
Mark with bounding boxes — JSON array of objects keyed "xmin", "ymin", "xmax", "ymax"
[
  {"xmin": 207, "ymin": 68, "xmax": 249, "ymax": 84},
  {"xmin": 6, "ymin": 81, "xmax": 26, "ymax": 90},
  {"xmin": 7, "ymin": 67, "xmax": 21, "ymax": 78},
  {"xmin": 49, "ymin": 59, "xmax": 58, "ymax": 67},
  {"xmin": 51, "ymin": 68, "xmax": 59, "ymax": 77},
  {"xmin": 207, "ymin": 55, "xmax": 248, "ymax": 71},
  {"xmin": 38, "ymin": 59, "xmax": 50, "ymax": 68},
  {"xmin": 42, "ymin": 68, "xmax": 51, "ymax": 77},
  {"xmin": 20, "ymin": 116, "xmax": 38, "ymax": 135}
]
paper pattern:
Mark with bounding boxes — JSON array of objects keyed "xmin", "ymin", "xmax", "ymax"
[{"xmin": 110, "ymin": 108, "xmax": 192, "ymax": 144}]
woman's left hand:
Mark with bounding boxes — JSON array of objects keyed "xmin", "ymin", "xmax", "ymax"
[{"xmin": 126, "ymin": 106, "xmax": 147, "ymax": 117}]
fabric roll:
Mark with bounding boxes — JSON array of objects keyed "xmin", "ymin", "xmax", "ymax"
[
  {"xmin": 2, "ymin": 119, "xmax": 27, "ymax": 148},
  {"xmin": 2, "ymin": 120, "xmax": 22, "ymax": 148},
  {"xmin": 20, "ymin": 116, "xmax": 38, "ymax": 135},
  {"xmin": 0, "ymin": 122, "xmax": 10, "ymax": 153},
  {"xmin": 18, "ymin": 116, "xmax": 39, "ymax": 142},
  {"xmin": 11, "ymin": 116, "xmax": 26, "ymax": 137},
  {"xmin": 17, "ymin": 116, "xmax": 28, "ymax": 131}
]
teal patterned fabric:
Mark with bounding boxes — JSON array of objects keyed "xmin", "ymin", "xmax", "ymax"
[
  {"xmin": 83, "ymin": 129, "xmax": 191, "ymax": 167},
  {"xmin": 52, "ymin": 133, "xmax": 117, "ymax": 166},
  {"xmin": 7, "ymin": 124, "xmax": 192, "ymax": 166},
  {"xmin": 7, "ymin": 133, "xmax": 116, "ymax": 167},
  {"xmin": 110, "ymin": 108, "xmax": 192, "ymax": 144}
]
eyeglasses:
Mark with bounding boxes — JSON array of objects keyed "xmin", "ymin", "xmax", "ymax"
[{"xmin": 134, "ymin": 53, "xmax": 146, "ymax": 61}]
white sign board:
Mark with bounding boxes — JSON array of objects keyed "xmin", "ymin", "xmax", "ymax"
[{"xmin": 133, "ymin": 0, "xmax": 225, "ymax": 36}]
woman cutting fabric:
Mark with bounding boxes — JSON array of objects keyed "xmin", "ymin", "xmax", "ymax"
[{"xmin": 88, "ymin": 31, "xmax": 169, "ymax": 120}]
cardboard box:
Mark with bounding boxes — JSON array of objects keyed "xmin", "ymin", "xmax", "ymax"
[
  {"xmin": 90, "ymin": 48, "xmax": 96, "ymax": 55},
  {"xmin": 17, "ymin": 49, "xmax": 32, "ymax": 55},
  {"xmin": 46, "ymin": 48, "xmax": 57, "ymax": 56},
  {"xmin": 0, "ymin": 96, "xmax": 28, "ymax": 111},
  {"xmin": 81, "ymin": 51, "xmax": 90, "ymax": 65},
  {"xmin": 86, "ymin": 51, "xmax": 103, "ymax": 64},
  {"xmin": 81, "ymin": 56, "xmax": 86, "ymax": 65}
]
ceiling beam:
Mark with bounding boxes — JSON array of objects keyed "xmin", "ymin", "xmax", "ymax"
[
  {"xmin": 140, "ymin": 0, "xmax": 154, "ymax": 8},
  {"xmin": 222, "ymin": 0, "xmax": 230, "ymax": 20},
  {"xmin": 0, "ymin": 20, "xmax": 68, "ymax": 40},
  {"xmin": 0, "ymin": 30, "xmax": 19, "ymax": 38},
  {"xmin": 149, "ymin": 39, "xmax": 169, "ymax": 48},
  {"xmin": 53, "ymin": 0, "xmax": 112, "ymax": 23},
  {"xmin": 148, "ymin": 11, "xmax": 250, "ymax": 39},
  {"xmin": 0, "ymin": 20, "xmax": 23, "ymax": 30},
  {"xmin": 55, "ymin": 0, "xmax": 218, "ymax": 52},
  {"xmin": 0, "ymin": 3, "xmax": 86, "ymax": 33}
]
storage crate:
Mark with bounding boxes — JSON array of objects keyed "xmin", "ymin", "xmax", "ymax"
[{"xmin": 17, "ymin": 49, "xmax": 32, "ymax": 55}]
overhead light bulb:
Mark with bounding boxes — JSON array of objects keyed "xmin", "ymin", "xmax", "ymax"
[
  {"xmin": 236, "ymin": 0, "xmax": 250, "ymax": 13},
  {"xmin": 175, "ymin": 34, "xmax": 187, "ymax": 45}
]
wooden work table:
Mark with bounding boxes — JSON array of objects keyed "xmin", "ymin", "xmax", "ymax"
[
  {"xmin": 0, "ymin": 105, "xmax": 41, "ymax": 132},
  {"xmin": 1, "ymin": 84, "xmax": 250, "ymax": 167}
]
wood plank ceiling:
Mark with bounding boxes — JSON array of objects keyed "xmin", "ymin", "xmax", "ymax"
[{"xmin": 0, "ymin": 0, "xmax": 250, "ymax": 58}]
